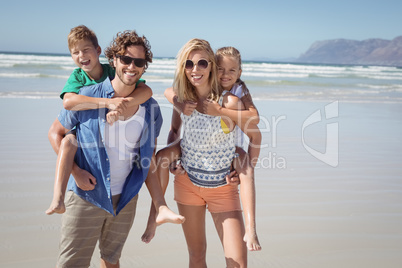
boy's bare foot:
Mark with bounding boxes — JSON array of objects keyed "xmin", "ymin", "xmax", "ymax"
[
  {"xmin": 244, "ymin": 232, "xmax": 261, "ymax": 251},
  {"xmin": 45, "ymin": 199, "xmax": 66, "ymax": 215}
]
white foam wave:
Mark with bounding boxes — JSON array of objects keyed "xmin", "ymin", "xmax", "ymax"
[
  {"xmin": 0, "ymin": 91, "xmax": 59, "ymax": 99},
  {"xmin": 242, "ymin": 71, "xmax": 309, "ymax": 78},
  {"xmin": 0, "ymin": 72, "xmax": 41, "ymax": 78},
  {"xmin": 0, "ymin": 72, "xmax": 69, "ymax": 79}
]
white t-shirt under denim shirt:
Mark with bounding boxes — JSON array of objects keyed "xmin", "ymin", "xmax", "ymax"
[{"xmin": 105, "ymin": 106, "xmax": 145, "ymax": 196}]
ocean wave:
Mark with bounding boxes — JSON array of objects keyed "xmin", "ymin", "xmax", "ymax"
[
  {"xmin": 0, "ymin": 72, "xmax": 69, "ymax": 79},
  {"xmin": 242, "ymin": 71, "xmax": 309, "ymax": 78},
  {"xmin": 0, "ymin": 91, "xmax": 59, "ymax": 99},
  {"xmin": 2, "ymin": 90, "xmax": 401, "ymax": 104},
  {"xmin": 0, "ymin": 72, "xmax": 41, "ymax": 78}
]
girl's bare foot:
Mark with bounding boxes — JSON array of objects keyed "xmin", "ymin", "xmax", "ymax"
[
  {"xmin": 244, "ymin": 232, "xmax": 261, "ymax": 251},
  {"xmin": 45, "ymin": 199, "xmax": 66, "ymax": 215},
  {"xmin": 156, "ymin": 205, "xmax": 185, "ymax": 225}
]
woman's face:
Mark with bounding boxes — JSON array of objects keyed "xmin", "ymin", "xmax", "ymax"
[{"xmin": 185, "ymin": 50, "xmax": 211, "ymax": 88}]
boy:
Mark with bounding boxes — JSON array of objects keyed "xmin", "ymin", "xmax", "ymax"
[{"xmin": 46, "ymin": 25, "xmax": 152, "ymax": 214}]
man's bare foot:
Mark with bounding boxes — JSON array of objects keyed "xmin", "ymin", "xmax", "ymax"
[
  {"xmin": 45, "ymin": 199, "xmax": 66, "ymax": 215},
  {"xmin": 244, "ymin": 232, "xmax": 261, "ymax": 251},
  {"xmin": 156, "ymin": 206, "xmax": 185, "ymax": 226}
]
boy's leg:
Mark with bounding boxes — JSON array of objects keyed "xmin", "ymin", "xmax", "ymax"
[
  {"xmin": 141, "ymin": 143, "xmax": 184, "ymax": 243},
  {"xmin": 233, "ymin": 147, "xmax": 261, "ymax": 251},
  {"xmin": 46, "ymin": 133, "xmax": 77, "ymax": 215}
]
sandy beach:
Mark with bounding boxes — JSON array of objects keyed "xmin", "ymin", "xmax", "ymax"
[{"xmin": 1, "ymin": 98, "xmax": 402, "ymax": 267}]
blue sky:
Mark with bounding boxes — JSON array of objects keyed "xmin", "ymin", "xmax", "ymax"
[{"xmin": 1, "ymin": 0, "xmax": 401, "ymax": 60}]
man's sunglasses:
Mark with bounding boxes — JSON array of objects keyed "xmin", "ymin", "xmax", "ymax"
[
  {"xmin": 117, "ymin": 55, "xmax": 146, "ymax": 68},
  {"xmin": 184, "ymin": 59, "xmax": 210, "ymax": 70}
]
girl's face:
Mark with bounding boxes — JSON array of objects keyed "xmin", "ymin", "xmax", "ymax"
[
  {"xmin": 185, "ymin": 50, "xmax": 211, "ymax": 89},
  {"xmin": 217, "ymin": 56, "xmax": 242, "ymax": 91}
]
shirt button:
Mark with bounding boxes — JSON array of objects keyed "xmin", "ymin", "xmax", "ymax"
[
  {"xmin": 107, "ymin": 177, "xmax": 110, "ymax": 181},
  {"xmin": 106, "ymin": 158, "xmax": 109, "ymax": 161}
]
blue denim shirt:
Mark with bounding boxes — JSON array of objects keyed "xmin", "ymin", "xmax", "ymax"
[{"xmin": 58, "ymin": 78, "xmax": 162, "ymax": 215}]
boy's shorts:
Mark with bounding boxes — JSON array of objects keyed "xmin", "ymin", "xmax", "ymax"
[
  {"xmin": 174, "ymin": 173, "xmax": 241, "ymax": 213},
  {"xmin": 57, "ymin": 191, "xmax": 138, "ymax": 267}
]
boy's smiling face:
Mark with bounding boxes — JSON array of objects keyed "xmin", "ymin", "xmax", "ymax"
[{"xmin": 70, "ymin": 39, "xmax": 101, "ymax": 74}]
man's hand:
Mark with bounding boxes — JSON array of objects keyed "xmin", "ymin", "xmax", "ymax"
[
  {"xmin": 203, "ymin": 99, "xmax": 221, "ymax": 116},
  {"xmin": 106, "ymin": 110, "xmax": 121, "ymax": 125},
  {"xmin": 72, "ymin": 167, "xmax": 97, "ymax": 191}
]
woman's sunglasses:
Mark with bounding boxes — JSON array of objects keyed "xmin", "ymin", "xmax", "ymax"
[
  {"xmin": 117, "ymin": 55, "xmax": 146, "ymax": 68},
  {"xmin": 184, "ymin": 59, "xmax": 210, "ymax": 70}
]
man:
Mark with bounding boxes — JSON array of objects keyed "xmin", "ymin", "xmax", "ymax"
[{"xmin": 49, "ymin": 30, "xmax": 183, "ymax": 268}]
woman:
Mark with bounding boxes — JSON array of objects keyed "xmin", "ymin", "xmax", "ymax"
[{"xmin": 168, "ymin": 38, "xmax": 252, "ymax": 267}]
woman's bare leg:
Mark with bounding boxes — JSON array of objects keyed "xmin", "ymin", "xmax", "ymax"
[
  {"xmin": 178, "ymin": 203, "xmax": 208, "ymax": 268},
  {"xmin": 211, "ymin": 210, "xmax": 247, "ymax": 267}
]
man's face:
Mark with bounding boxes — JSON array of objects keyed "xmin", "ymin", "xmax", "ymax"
[{"xmin": 113, "ymin": 45, "xmax": 146, "ymax": 87}]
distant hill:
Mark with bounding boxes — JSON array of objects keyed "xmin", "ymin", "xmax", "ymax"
[{"xmin": 296, "ymin": 36, "xmax": 402, "ymax": 66}]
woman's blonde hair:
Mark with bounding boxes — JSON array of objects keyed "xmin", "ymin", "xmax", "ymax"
[
  {"xmin": 215, "ymin": 46, "xmax": 250, "ymax": 95},
  {"xmin": 173, "ymin": 38, "xmax": 221, "ymax": 102}
]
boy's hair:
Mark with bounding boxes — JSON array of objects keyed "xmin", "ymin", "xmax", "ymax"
[
  {"xmin": 104, "ymin": 30, "xmax": 153, "ymax": 72},
  {"xmin": 67, "ymin": 25, "xmax": 99, "ymax": 51},
  {"xmin": 215, "ymin": 46, "xmax": 250, "ymax": 95},
  {"xmin": 173, "ymin": 38, "xmax": 221, "ymax": 103}
]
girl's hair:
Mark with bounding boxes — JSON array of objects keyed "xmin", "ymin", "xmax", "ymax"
[
  {"xmin": 104, "ymin": 30, "xmax": 153, "ymax": 72},
  {"xmin": 67, "ymin": 25, "xmax": 99, "ymax": 52},
  {"xmin": 215, "ymin": 46, "xmax": 250, "ymax": 95},
  {"xmin": 173, "ymin": 38, "xmax": 221, "ymax": 103}
]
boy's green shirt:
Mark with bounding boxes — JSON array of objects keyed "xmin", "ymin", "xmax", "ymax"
[{"xmin": 60, "ymin": 63, "xmax": 145, "ymax": 99}]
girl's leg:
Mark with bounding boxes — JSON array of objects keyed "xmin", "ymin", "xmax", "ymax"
[
  {"xmin": 142, "ymin": 142, "xmax": 182, "ymax": 243},
  {"xmin": 46, "ymin": 133, "xmax": 77, "ymax": 215},
  {"xmin": 211, "ymin": 210, "xmax": 247, "ymax": 267},
  {"xmin": 177, "ymin": 203, "xmax": 207, "ymax": 268},
  {"xmin": 233, "ymin": 147, "xmax": 261, "ymax": 251}
]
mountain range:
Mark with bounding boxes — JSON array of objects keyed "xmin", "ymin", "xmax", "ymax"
[{"xmin": 296, "ymin": 36, "xmax": 402, "ymax": 66}]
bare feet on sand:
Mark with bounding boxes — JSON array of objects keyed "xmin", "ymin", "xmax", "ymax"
[
  {"xmin": 45, "ymin": 199, "xmax": 66, "ymax": 215},
  {"xmin": 244, "ymin": 232, "xmax": 262, "ymax": 251},
  {"xmin": 141, "ymin": 206, "xmax": 185, "ymax": 244}
]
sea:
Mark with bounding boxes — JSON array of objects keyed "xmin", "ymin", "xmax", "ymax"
[{"xmin": 1, "ymin": 51, "xmax": 402, "ymax": 103}]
